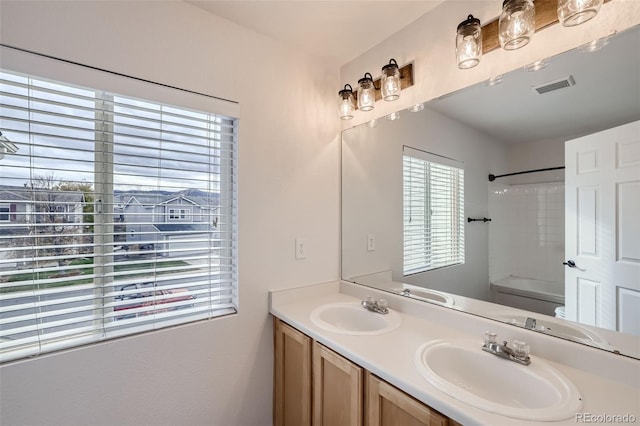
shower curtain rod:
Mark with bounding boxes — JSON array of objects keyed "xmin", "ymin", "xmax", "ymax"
[{"xmin": 488, "ymin": 166, "xmax": 565, "ymax": 182}]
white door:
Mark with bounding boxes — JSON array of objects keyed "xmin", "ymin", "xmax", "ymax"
[{"xmin": 565, "ymin": 120, "xmax": 640, "ymax": 335}]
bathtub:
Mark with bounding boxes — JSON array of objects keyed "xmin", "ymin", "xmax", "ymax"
[{"xmin": 490, "ymin": 276, "xmax": 565, "ymax": 317}]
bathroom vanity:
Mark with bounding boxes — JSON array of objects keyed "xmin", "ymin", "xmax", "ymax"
[
  {"xmin": 270, "ymin": 281, "xmax": 640, "ymax": 425},
  {"xmin": 274, "ymin": 317, "xmax": 454, "ymax": 426}
]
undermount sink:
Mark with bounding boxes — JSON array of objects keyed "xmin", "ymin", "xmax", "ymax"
[
  {"xmin": 310, "ymin": 302, "xmax": 401, "ymax": 335},
  {"xmin": 415, "ymin": 339, "xmax": 583, "ymax": 421},
  {"xmin": 493, "ymin": 312, "xmax": 612, "ymax": 350}
]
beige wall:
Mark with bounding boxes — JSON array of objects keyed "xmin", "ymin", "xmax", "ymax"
[
  {"xmin": 1, "ymin": 0, "xmax": 639, "ymax": 425},
  {"xmin": 0, "ymin": 2, "xmax": 339, "ymax": 425}
]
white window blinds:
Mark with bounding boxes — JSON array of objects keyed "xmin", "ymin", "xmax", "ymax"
[
  {"xmin": 0, "ymin": 67, "xmax": 238, "ymax": 362},
  {"xmin": 403, "ymin": 147, "xmax": 464, "ymax": 275}
]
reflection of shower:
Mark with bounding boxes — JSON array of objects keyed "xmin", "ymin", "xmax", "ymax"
[
  {"xmin": 488, "ymin": 182, "xmax": 566, "ymax": 284},
  {"xmin": 0, "ymin": 131, "xmax": 19, "ymax": 160}
]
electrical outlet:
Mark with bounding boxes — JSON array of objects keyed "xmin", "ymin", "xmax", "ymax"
[
  {"xmin": 367, "ymin": 234, "xmax": 376, "ymax": 252},
  {"xmin": 295, "ymin": 238, "xmax": 307, "ymax": 260}
]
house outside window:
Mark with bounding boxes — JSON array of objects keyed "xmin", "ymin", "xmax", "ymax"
[
  {"xmin": 0, "ymin": 204, "xmax": 10, "ymax": 222},
  {"xmin": 168, "ymin": 208, "xmax": 191, "ymax": 221},
  {"xmin": 403, "ymin": 146, "xmax": 465, "ymax": 275},
  {"xmin": 0, "ymin": 63, "xmax": 239, "ymax": 362}
]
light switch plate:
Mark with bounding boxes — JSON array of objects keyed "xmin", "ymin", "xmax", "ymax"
[
  {"xmin": 295, "ymin": 238, "xmax": 307, "ymax": 260},
  {"xmin": 367, "ymin": 234, "xmax": 376, "ymax": 252}
]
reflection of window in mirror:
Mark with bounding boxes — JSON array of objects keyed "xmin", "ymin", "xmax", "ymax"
[{"xmin": 403, "ymin": 146, "xmax": 464, "ymax": 275}]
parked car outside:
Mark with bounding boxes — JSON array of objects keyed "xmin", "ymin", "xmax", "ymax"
[{"xmin": 114, "ymin": 282, "xmax": 195, "ymax": 320}]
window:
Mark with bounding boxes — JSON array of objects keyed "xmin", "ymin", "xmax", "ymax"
[
  {"xmin": 403, "ymin": 146, "xmax": 464, "ymax": 275},
  {"xmin": 0, "ymin": 204, "xmax": 10, "ymax": 222},
  {"xmin": 0, "ymin": 66, "xmax": 238, "ymax": 362},
  {"xmin": 168, "ymin": 208, "xmax": 191, "ymax": 221}
]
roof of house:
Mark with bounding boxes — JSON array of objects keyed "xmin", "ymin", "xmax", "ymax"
[
  {"xmin": 154, "ymin": 223, "xmax": 210, "ymax": 233},
  {"xmin": 121, "ymin": 191, "xmax": 219, "ymax": 210},
  {"xmin": 0, "ymin": 185, "xmax": 84, "ymax": 203}
]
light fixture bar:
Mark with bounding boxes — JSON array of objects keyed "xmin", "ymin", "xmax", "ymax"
[{"xmin": 481, "ymin": 0, "xmax": 612, "ymax": 54}]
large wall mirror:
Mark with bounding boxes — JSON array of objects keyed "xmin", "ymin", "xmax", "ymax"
[{"xmin": 341, "ymin": 25, "xmax": 640, "ymax": 359}]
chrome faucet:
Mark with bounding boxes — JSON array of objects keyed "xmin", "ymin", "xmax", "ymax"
[
  {"xmin": 361, "ymin": 297, "xmax": 389, "ymax": 315},
  {"xmin": 482, "ymin": 332, "xmax": 531, "ymax": 365},
  {"xmin": 525, "ymin": 317, "xmax": 537, "ymax": 330}
]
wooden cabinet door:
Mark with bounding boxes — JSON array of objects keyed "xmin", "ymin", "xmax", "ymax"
[
  {"xmin": 274, "ymin": 317, "xmax": 312, "ymax": 426},
  {"xmin": 366, "ymin": 372, "xmax": 449, "ymax": 426},
  {"xmin": 313, "ymin": 341, "xmax": 363, "ymax": 426}
]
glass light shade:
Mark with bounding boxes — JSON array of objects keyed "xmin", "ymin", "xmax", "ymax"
[
  {"xmin": 407, "ymin": 103, "xmax": 424, "ymax": 113},
  {"xmin": 357, "ymin": 73, "xmax": 375, "ymax": 112},
  {"xmin": 524, "ymin": 58, "xmax": 549, "ymax": 72},
  {"xmin": 338, "ymin": 84, "xmax": 355, "ymax": 120},
  {"xmin": 386, "ymin": 111, "xmax": 400, "ymax": 121},
  {"xmin": 578, "ymin": 32, "xmax": 615, "ymax": 53},
  {"xmin": 499, "ymin": 0, "xmax": 535, "ymax": 51},
  {"xmin": 484, "ymin": 74, "xmax": 504, "ymax": 87},
  {"xmin": 381, "ymin": 59, "xmax": 401, "ymax": 101},
  {"xmin": 456, "ymin": 15, "xmax": 482, "ymax": 69},
  {"xmin": 558, "ymin": 0, "xmax": 603, "ymax": 27}
]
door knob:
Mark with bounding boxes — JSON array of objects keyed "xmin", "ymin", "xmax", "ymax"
[{"xmin": 563, "ymin": 260, "xmax": 576, "ymax": 268}]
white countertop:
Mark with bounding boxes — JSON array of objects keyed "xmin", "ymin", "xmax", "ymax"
[{"xmin": 269, "ymin": 280, "xmax": 640, "ymax": 426}]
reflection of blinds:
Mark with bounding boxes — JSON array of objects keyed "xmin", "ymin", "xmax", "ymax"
[
  {"xmin": 0, "ymin": 68, "xmax": 238, "ymax": 362},
  {"xmin": 403, "ymin": 148, "xmax": 464, "ymax": 275}
]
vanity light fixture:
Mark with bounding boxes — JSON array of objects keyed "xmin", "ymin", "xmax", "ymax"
[
  {"xmin": 456, "ymin": 14, "xmax": 482, "ymax": 69},
  {"xmin": 407, "ymin": 103, "xmax": 425, "ymax": 113},
  {"xmin": 381, "ymin": 59, "xmax": 401, "ymax": 101},
  {"xmin": 499, "ymin": 0, "xmax": 535, "ymax": 50},
  {"xmin": 578, "ymin": 31, "xmax": 616, "ymax": 53},
  {"xmin": 484, "ymin": 74, "xmax": 504, "ymax": 87},
  {"xmin": 337, "ymin": 62, "xmax": 413, "ymax": 120},
  {"xmin": 338, "ymin": 84, "xmax": 355, "ymax": 120},
  {"xmin": 357, "ymin": 72, "xmax": 376, "ymax": 112},
  {"xmin": 386, "ymin": 111, "xmax": 401, "ymax": 121},
  {"xmin": 558, "ymin": 0, "xmax": 603, "ymax": 27},
  {"xmin": 524, "ymin": 58, "xmax": 550, "ymax": 72}
]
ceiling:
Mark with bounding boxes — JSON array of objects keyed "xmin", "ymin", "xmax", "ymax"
[
  {"xmin": 428, "ymin": 26, "xmax": 640, "ymax": 145},
  {"xmin": 186, "ymin": 1, "xmax": 444, "ymax": 65},
  {"xmin": 187, "ymin": 1, "xmax": 639, "ymax": 146}
]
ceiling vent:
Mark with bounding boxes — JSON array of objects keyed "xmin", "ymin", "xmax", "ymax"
[{"xmin": 532, "ymin": 75, "xmax": 576, "ymax": 94}]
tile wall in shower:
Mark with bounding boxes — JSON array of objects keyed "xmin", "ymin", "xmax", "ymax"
[{"xmin": 488, "ymin": 182, "xmax": 565, "ymax": 284}]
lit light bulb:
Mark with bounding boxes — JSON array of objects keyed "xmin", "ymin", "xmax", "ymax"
[
  {"xmin": 407, "ymin": 103, "xmax": 424, "ymax": 113},
  {"xmin": 381, "ymin": 59, "xmax": 401, "ymax": 101},
  {"xmin": 339, "ymin": 99, "xmax": 352, "ymax": 119},
  {"xmin": 558, "ymin": 0, "xmax": 603, "ymax": 26},
  {"xmin": 357, "ymin": 72, "xmax": 375, "ymax": 112},
  {"xmin": 337, "ymin": 84, "xmax": 355, "ymax": 120},
  {"xmin": 509, "ymin": 13, "xmax": 523, "ymax": 36},
  {"xmin": 458, "ymin": 36, "xmax": 478, "ymax": 67},
  {"xmin": 456, "ymin": 14, "xmax": 482, "ymax": 69},
  {"xmin": 499, "ymin": 0, "xmax": 535, "ymax": 50},
  {"xmin": 384, "ymin": 79, "xmax": 398, "ymax": 95}
]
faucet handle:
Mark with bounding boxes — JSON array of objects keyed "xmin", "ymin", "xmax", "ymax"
[
  {"xmin": 483, "ymin": 331, "xmax": 497, "ymax": 345},
  {"xmin": 377, "ymin": 298, "xmax": 388, "ymax": 311},
  {"xmin": 512, "ymin": 340, "xmax": 530, "ymax": 358},
  {"xmin": 525, "ymin": 317, "xmax": 537, "ymax": 330}
]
